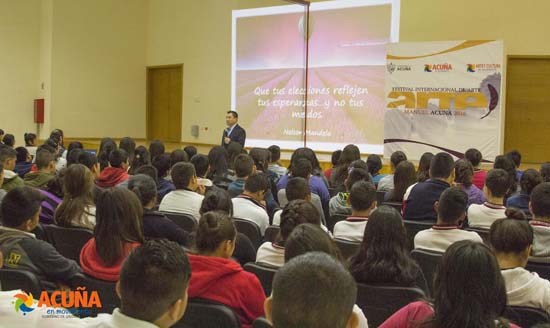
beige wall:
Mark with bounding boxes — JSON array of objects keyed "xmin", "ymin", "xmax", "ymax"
[{"xmin": 0, "ymin": 0, "xmax": 41, "ymax": 146}]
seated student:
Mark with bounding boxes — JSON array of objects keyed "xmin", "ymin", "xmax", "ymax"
[
  {"xmin": 380, "ymin": 240, "xmax": 519, "ymax": 328},
  {"xmin": 80, "ymin": 188, "xmax": 144, "ymax": 281},
  {"xmin": 454, "ymin": 159, "xmax": 486, "ymax": 206},
  {"xmin": 23, "ymin": 149, "xmax": 56, "ymax": 188},
  {"xmin": 170, "ymin": 149, "xmax": 188, "ymax": 166},
  {"xmin": 283, "ymin": 224, "xmax": 369, "ymax": 328},
  {"xmin": 414, "ymin": 188, "xmax": 482, "ymax": 252},
  {"xmin": 228, "ymin": 154, "xmax": 255, "ymax": 197},
  {"xmin": 128, "ymin": 145, "xmax": 151, "ymax": 175},
  {"xmin": 466, "ymin": 148, "xmax": 487, "ymax": 190},
  {"xmin": 277, "ymin": 158, "xmax": 330, "ymax": 207},
  {"xmin": 265, "ymin": 252, "xmax": 360, "ymax": 328},
  {"xmin": 324, "ymin": 149, "xmax": 342, "ymax": 181},
  {"xmin": 190, "ymin": 154, "xmax": 211, "ymax": 184},
  {"xmin": 274, "ymin": 177, "xmax": 325, "ymax": 226},
  {"xmin": 416, "ymin": 152, "xmax": 434, "ymax": 183},
  {"xmin": 66, "ymin": 147, "xmax": 85, "ymax": 167},
  {"xmin": 329, "ymin": 167, "xmax": 370, "ymax": 217},
  {"xmin": 153, "ymin": 153, "xmax": 176, "ymax": 201},
  {"xmin": 494, "ymin": 154, "xmax": 519, "ymax": 200},
  {"xmin": 14, "ymin": 147, "xmax": 32, "ymax": 178},
  {"xmin": 377, "ymin": 151, "xmax": 407, "ymax": 192},
  {"xmin": 490, "ymin": 209, "xmax": 550, "ymax": 313},
  {"xmin": 188, "ymin": 211, "xmax": 265, "ymax": 328},
  {"xmin": 207, "ymin": 146, "xmax": 235, "ymax": 189},
  {"xmin": 159, "ymin": 162, "xmax": 205, "ymax": 221},
  {"xmin": 385, "ymin": 160, "xmax": 416, "ymax": 203},
  {"xmin": 232, "ymin": 173, "xmax": 270, "ymax": 234},
  {"xmin": 82, "ymin": 239, "xmax": 192, "ymax": 328},
  {"xmin": 257, "ymin": 200, "xmax": 321, "ymax": 267},
  {"xmin": 184, "ymin": 145, "xmax": 198, "ymax": 161},
  {"xmin": 541, "ymin": 163, "xmax": 550, "ymax": 183},
  {"xmin": 96, "ymin": 149, "xmax": 130, "ymax": 188},
  {"xmin": 507, "ymin": 149, "xmax": 524, "ymax": 182},
  {"xmin": 2, "ymin": 134, "xmax": 14, "ymax": 147},
  {"xmin": 24, "ymin": 132, "xmax": 38, "ymax": 160},
  {"xmin": 149, "ymin": 139, "xmax": 165, "ymax": 162},
  {"xmin": 54, "ymin": 164, "xmax": 96, "ymax": 229},
  {"xmin": 330, "ymin": 144, "xmax": 361, "ymax": 191},
  {"xmin": 333, "ymin": 181, "xmax": 377, "ymax": 242},
  {"xmin": 367, "ymin": 154, "xmax": 386, "ymax": 185},
  {"xmin": 468, "ymin": 168, "xmax": 509, "ymax": 229},
  {"xmin": 529, "ymin": 182, "xmax": 550, "ymax": 259},
  {"xmin": 77, "ymin": 151, "xmax": 101, "ymax": 181},
  {"xmin": 227, "ymin": 141, "xmax": 243, "ymax": 170},
  {"xmin": 38, "ymin": 169, "xmax": 65, "ymax": 224},
  {"xmin": 0, "ymin": 145, "xmax": 24, "ymax": 192},
  {"xmin": 507, "ymin": 168, "xmax": 542, "ymax": 214},
  {"xmin": 128, "ymin": 174, "xmax": 189, "ymax": 247},
  {"xmin": 0, "ymin": 187, "xmax": 81, "ymax": 291},
  {"xmin": 0, "ymin": 163, "xmax": 5, "ymax": 206},
  {"xmin": 350, "ymin": 206, "xmax": 428, "ymax": 292},
  {"xmin": 403, "ymin": 152, "xmax": 455, "ymax": 222},
  {"xmin": 268, "ymin": 145, "xmax": 288, "ymax": 179}
]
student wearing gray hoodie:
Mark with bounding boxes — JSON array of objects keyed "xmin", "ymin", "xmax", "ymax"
[
  {"xmin": 329, "ymin": 167, "xmax": 371, "ymax": 217},
  {"xmin": 0, "ymin": 145, "xmax": 24, "ymax": 192}
]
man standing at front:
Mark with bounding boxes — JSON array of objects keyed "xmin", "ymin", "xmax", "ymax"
[{"xmin": 222, "ymin": 111, "xmax": 246, "ymax": 149}]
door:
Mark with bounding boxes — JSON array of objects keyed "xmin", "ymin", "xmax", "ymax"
[
  {"xmin": 505, "ymin": 56, "xmax": 550, "ymax": 163},
  {"xmin": 147, "ymin": 65, "xmax": 183, "ymax": 142}
]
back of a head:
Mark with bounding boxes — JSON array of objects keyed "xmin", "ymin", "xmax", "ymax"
[
  {"xmin": 345, "ymin": 168, "xmax": 371, "ymax": 191},
  {"xmin": 286, "ymin": 177, "xmax": 310, "ymax": 202},
  {"xmin": 67, "ymin": 141, "xmax": 84, "ymax": 153},
  {"xmin": 208, "ymin": 146, "xmax": 229, "ymax": 176},
  {"xmin": 349, "ymin": 181, "xmax": 376, "ymax": 211},
  {"xmin": 541, "ymin": 163, "xmax": 550, "ymax": 183},
  {"xmin": 171, "ymin": 162, "xmax": 195, "ymax": 190},
  {"xmin": 149, "ymin": 140, "xmax": 165, "ymax": 161},
  {"xmin": 195, "ymin": 211, "xmax": 236, "ymax": 254},
  {"xmin": 2, "ymin": 134, "xmax": 15, "ymax": 147},
  {"xmin": 35, "ymin": 149, "xmax": 55, "ymax": 170},
  {"xmin": 490, "ymin": 210, "xmax": 532, "ymax": 254},
  {"xmin": 530, "ymin": 182, "xmax": 550, "ymax": 219},
  {"xmin": 24, "ymin": 133, "xmax": 36, "ymax": 146},
  {"xmin": 338, "ymin": 144, "xmax": 360, "ymax": 167},
  {"xmin": 291, "ymin": 158, "xmax": 312, "ymax": 179},
  {"xmin": 268, "ymin": 145, "xmax": 281, "ymax": 163},
  {"xmin": 134, "ymin": 165, "xmax": 159, "ymax": 184},
  {"xmin": 15, "ymin": 147, "xmax": 28, "ymax": 163},
  {"xmin": 366, "ymin": 154, "xmax": 382, "ymax": 176},
  {"xmin": 95, "ymin": 188, "xmax": 144, "ymax": 266},
  {"xmin": 520, "ymin": 169, "xmax": 542, "ymax": 195},
  {"xmin": 392, "ymin": 161, "xmax": 416, "ymax": 201},
  {"xmin": 271, "ymin": 252, "xmax": 357, "ymax": 328},
  {"xmin": 227, "ymin": 142, "xmax": 243, "ymax": 166},
  {"xmin": 433, "ymin": 240, "xmax": 507, "ymax": 327},
  {"xmin": 244, "ymin": 173, "xmax": 268, "ymax": 193},
  {"xmin": 249, "ymin": 147, "xmax": 269, "ymax": 172},
  {"xmin": 63, "ymin": 164, "xmax": 93, "ymax": 198},
  {"xmin": 417, "ymin": 152, "xmax": 434, "ymax": 182},
  {"xmin": 438, "ymin": 187, "xmax": 468, "ymax": 224},
  {"xmin": 184, "ymin": 146, "xmax": 198, "ymax": 160},
  {"xmin": 131, "ymin": 146, "xmax": 151, "ymax": 171},
  {"xmin": 284, "ymin": 223, "xmax": 341, "ymax": 263},
  {"xmin": 128, "ymin": 174, "xmax": 158, "ymax": 207},
  {"xmin": 54, "ymin": 164, "xmax": 94, "ymax": 227},
  {"xmin": 67, "ymin": 148, "xmax": 84, "ymax": 167},
  {"xmin": 485, "ymin": 169, "xmax": 510, "ymax": 198},
  {"xmin": 0, "ymin": 186, "xmax": 44, "ymax": 228},
  {"xmin": 494, "ymin": 155, "xmax": 518, "ymax": 193},
  {"xmin": 119, "ymin": 137, "xmax": 136, "ymax": 161},
  {"xmin": 234, "ymin": 154, "xmax": 254, "ymax": 178},
  {"xmin": 0, "ymin": 144, "xmax": 17, "ymax": 164},
  {"xmin": 453, "ymin": 159, "xmax": 474, "ymax": 187},
  {"xmin": 429, "ymin": 152, "xmax": 454, "ymax": 179},
  {"xmin": 390, "ymin": 151, "xmax": 407, "ymax": 168},
  {"xmin": 506, "ymin": 150, "xmax": 522, "ymax": 168},
  {"xmin": 331, "ymin": 150, "xmax": 342, "ymax": 166},
  {"xmin": 109, "ymin": 149, "xmax": 129, "ymax": 168},
  {"xmin": 280, "ymin": 200, "xmax": 320, "ymax": 241},
  {"xmin": 465, "ymin": 148, "xmax": 482, "ymax": 167},
  {"xmin": 170, "ymin": 149, "xmax": 188, "ymax": 167},
  {"xmin": 290, "ymin": 147, "xmax": 320, "ymax": 172},
  {"xmin": 200, "ymin": 189, "xmax": 233, "ymax": 216},
  {"xmin": 190, "ymin": 154, "xmax": 209, "ymax": 178},
  {"xmin": 152, "ymin": 153, "xmax": 171, "ymax": 179},
  {"xmin": 119, "ymin": 239, "xmax": 191, "ymax": 323},
  {"xmin": 99, "ymin": 138, "xmax": 117, "ymax": 155}
]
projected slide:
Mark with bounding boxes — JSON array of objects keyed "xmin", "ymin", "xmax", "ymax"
[{"xmin": 232, "ymin": 0, "xmax": 399, "ymax": 153}]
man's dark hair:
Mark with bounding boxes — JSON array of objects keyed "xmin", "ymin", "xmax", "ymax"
[
  {"xmin": 153, "ymin": 153, "xmax": 171, "ymax": 179},
  {"xmin": 268, "ymin": 145, "xmax": 281, "ymax": 163},
  {"xmin": 271, "ymin": 252, "xmax": 357, "ymax": 328},
  {"xmin": 438, "ymin": 187, "xmax": 468, "ymax": 224},
  {"xmin": 128, "ymin": 174, "xmax": 158, "ymax": 207},
  {"xmin": 119, "ymin": 239, "xmax": 192, "ymax": 323},
  {"xmin": 183, "ymin": 146, "xmax": 197, "ymax": 160},
  {"xmin": 366, "ymin": 154, "xmax": 382, "ymax": 176},
  {"xmin": 485, "ymin": 169, "xmax": 510, "ymax": 198},
  {"xmin": 134, "ymin": 165, "xmax": 159, "ymax": 185},
  {"xmin": 2, "ymin": 134, "xmax": 15, "ymax": 147},
  {"xmin": 464, "ymin": 148, "xmax": 482, "ymax": 167},
  {"xmin": 190, "ymin": 154, "xmax": 209, "ymax": 178},
  {"xmin": 331, "ymin": 150, "xmax": 342, "ymax": 166},
  {"xmin": 286, "ymin": 177, "xmax": 310, "ymax": 202},
  {"xmin": 530, "ymin": 182, "xmax": 550, "ymax": 218},
  {"xmin": 349, "ymin": 181, "xmax": 376, "ymax": 211},
  {"xmin": 171, "ymin": 162, "xmax": 196, "ymax": 190},
  {"xmin": 0, "ymin": 144, "xmax": 16, "ymax": 163},
  {"xmin": 520, "ymin": 169, "xmax": 542, "ymax": 195},
  {"xmin": 77, "ymin": 151, "xmax": 98, "ymax": 171},
  {"xmin": 345, "ymin": 168, "xmax": 371, "ymax": 191},
  {"xmin": 170, "ymin": 149, "xmax": 189, "ymax": 167},
  {"xmin": 429, "ymin": 152, "xmax": 455, "ymax": 179},
  {"xmin": 35, "ymin": 149, "xmax": 55, "ymax": 170},
  {"xmin": 390, "ymin": 151, "xmax": 407, "ymax": 168},
  {"xmin": 15, "ymin": 147, "xmax": 29, "ymax": 163},
  {"xmin": 291, "ymin": 158, "xmax": 312, "ymax": 179},
  {"xmin": 149, "ymin": 140, "xmax": 165, "ymax": 161},
  {"xmin": 244, "ymin": 173, "xmax": 268, "ymax": 193},
  {"xmin": 541, "ymin": 163, "xmax": 550, "ymax": 183},
  {"xmin": 506, "ymin": 150, "xmax": 522, "ymax": 168},
  {"xmin": 108, "ymin": 149, "xmax": 128, "ymax": 168},
  {"xmin": 1, "ymin": 186, "xmax": 44, "ymax": 228},
  {"xmin": 227, "ymin": 110, "xmax": 238, "ymax": 119},
  {"xmin": 234, "ymin": 154, "xmax": 254, "ymax": 178},
  {"xmin": 490, "ymin": 216, "xmax": 533, "ymax": 254},
  {"xmin": 67, "ymin": 148, "xmax": 84, "ymax": 167}
]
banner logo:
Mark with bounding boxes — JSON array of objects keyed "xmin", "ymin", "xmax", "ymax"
[
  {"xmin": 424, "ymin": 63, "xmax": 453, "ymax": 72},
  {"xmin": 467, "ymin": 64, "xmax": 476, "ymax": 72},
  {"xmin": 387, "ymin": 62, "xmax": 411, "ymax": 74},
  {"xmin": 13, "ymin": 292, "xmax": 35, "ymax": 315},
  {"xmin": 467, "ymin": 63, "xmax": 501, "ymax": 72}
]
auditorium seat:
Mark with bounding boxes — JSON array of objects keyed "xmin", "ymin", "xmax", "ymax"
[
  {"xmin": 410, "ymin": 248, "xmax": 443, "ymax": 296},
  {"xmin": 403, "ymin": 220, "xmax": 434, "ymax": 250},
  {"xmin": 505, "ymin": 306, "xmax": 550, "ymax": 327},
  {"xmin": 526, "ymin": 260, "xmax": 550, "ymax": 281},
  {"xmin": 173, "ymin": 298, "xmax": 241, "ymax": 328},
  {"xmin": 381, "ymin": 201, "xmax": 402, "ymax": 213},
  {"xmin": 72, "ymin": 274, "xmax": 119, "ymax": 316},
  {"xmin": 464, "ymin": 227, "xmax": 490, "ymax": 244},
  {"xmin": 376, "ymin": 191, "xmax": 386, "ymax": 204},
  {"xmin": 327, "ymin": 214, "xmax": 347, "ymax": 232},
  {"xmin": 252, "ymin": 317, "xmax": 272, "ymax": 328},
  {"xmin": 0, "ymin": 268, "xmax": 42, "ymax": 296},
  {"xmin": 264, "ymin": 226, "xmax": 280, "ymax": 243},
  {"xmin": 244, "ymin": 262, "xmax": 278, "ymax": 297},
  {"xmin": 334, "ymin": 238, "xmax": 361, "ymax": 260},
  {"xmin": 162, "ymin": 212, "xmax": 197, "ymax": 233},
  {"xmin": 356, "ymin": 283, "xmax": 426, "ymax": 328},
  {"xmin": 234, "ymin": 218, "xmax": 262, "ymax": 249},
  {"xmin": 43, "ymin": 224, "xmax": 94, "ymax": 262}
]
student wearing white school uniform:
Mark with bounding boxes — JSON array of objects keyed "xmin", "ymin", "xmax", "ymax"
[
  {"xmin": 159, "ymin": 162, "xmax": 205, "ymax": 221},
  {"xmin": 415, "ymin": 187, "xmax": 482, "ymax": 253},
  {"xmin": 468, "ymin": 169, "xmax": 509, "ymax": 229},
  {"xmin": 528, "ymin": 182, "xmax": 550, "ymax": 260},
  {"xmin": 232, "ymin": 173, "xmax": 270, "ymax": 235},
  {"xmin": 256, "ymin": 200, "xmax": 321, "ymax": 268},
  {"xmin": 490, "ymin": 210, "xmax": 550, "ymax": 313},
  {"xmin": 333, "ymin": 181, "xmax": 377, "ymax": 242}
]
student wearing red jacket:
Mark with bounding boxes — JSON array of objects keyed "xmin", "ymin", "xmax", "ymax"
[
  {"xmin": 96, "ymin": 149, "xmax": 129, "ymax": 188},
  {"xmin": 187, "ymin": 211, "xmax": 265, "ymax": 328}
]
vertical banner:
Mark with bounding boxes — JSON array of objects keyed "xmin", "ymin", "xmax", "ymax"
[{"xmin": 384, "ymin": 40, "xmax": 503, "ymax": 161}]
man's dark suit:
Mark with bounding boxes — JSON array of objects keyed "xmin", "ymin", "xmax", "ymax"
[{"xmin": 221, "ymin": 123, "xmax": 246, "ymax": 148}]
